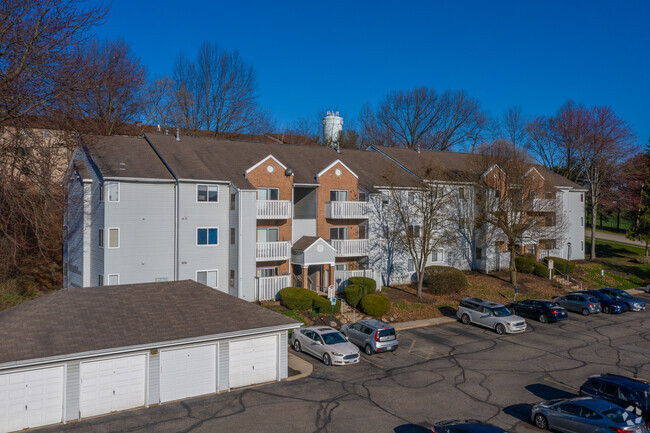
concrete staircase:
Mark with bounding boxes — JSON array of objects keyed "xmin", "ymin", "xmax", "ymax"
[{"xmin": 553, "ymin": 275, "xmax": 581, "ymax": 292}]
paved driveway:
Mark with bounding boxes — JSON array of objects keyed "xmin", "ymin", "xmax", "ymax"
[{"xmin": 37, "ymin": 293, "xmax": 650, "ymax": 433}]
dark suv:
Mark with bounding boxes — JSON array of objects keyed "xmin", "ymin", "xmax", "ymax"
[{"xmin": 579, "ymin": 373, "xmax": 650, "ymax": 426}]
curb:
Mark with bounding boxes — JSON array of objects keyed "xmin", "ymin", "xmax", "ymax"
[
  {"xmin": 393, "ymin": 316, "xmax": 457, "ymax": 331},
  {"xmin": 285, "ymin": 352, "xmax": 313, "ymax": 381}
]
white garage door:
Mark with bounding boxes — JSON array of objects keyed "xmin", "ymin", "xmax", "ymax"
[
  {"xmin": 160, "ymin": 344, "xmax": 216, "ymax": 403},
  {"xmin": 229, "ymin": 335, "xmax": 277, "ymax": 389},
  {"xmin": 0, "ymin": 366, "xmax": 64, "ymax": 433},
  {"xmin": 80, "ymin": 354, "xmax": 146, "ymax": 418}
]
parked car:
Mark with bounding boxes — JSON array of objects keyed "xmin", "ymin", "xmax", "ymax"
[
  {"xmin": 340, "ymin": 319, "xmax": 398, "ymax": 355},
  {"xmin": 553, "ymin": 293, "xmax": 601, "ymax": 316},
  {"xmin": 580, "ymin": 374, "xmax": 650, "ymax": 426},
  {"xmin": 291, "ymin": 326, "xmax": 360, "ymax": 366},
  {"xmin": 431, "ymin": 419, "xmax": 507, "ymax": 432},
  {"xmin": 457, "ymin": 297, "xmax": 527, "ymax": 334},
  {"xmin": 575, "ymin": 290, "xmax": 628, "ymax": 314},
  {"xmin": 599, "ymin": 288, "xmax": 647, "ymax": 312},
  {"xmin": 531, "ymin": 396, "xmax": 648, "ymax": 432},
  {"xmin": 506, "ymin": 299, "xmax": 568, "ymax": 323}
]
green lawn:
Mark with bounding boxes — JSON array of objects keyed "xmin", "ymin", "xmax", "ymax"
[{"xmin": 580, "ymin": 239, "xmax": 650, "ymax": 290}]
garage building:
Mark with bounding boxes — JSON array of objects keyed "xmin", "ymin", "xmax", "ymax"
[{"xmin": 0, "ymin": 280, "xmax": 300, "ymax": 433}]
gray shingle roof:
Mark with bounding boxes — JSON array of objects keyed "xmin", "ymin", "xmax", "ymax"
[{"xmin": 0, "ymin": 280, "xmax": 299, "ymax": 366}]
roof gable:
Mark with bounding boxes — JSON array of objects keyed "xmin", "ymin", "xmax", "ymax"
[
  {"xmin": 245, "ymin": 154, "xmax": 288, "ymax": 175},
  {"xmin": 316, "ymin": 159, "xmax": 358, "ymax": 181}
]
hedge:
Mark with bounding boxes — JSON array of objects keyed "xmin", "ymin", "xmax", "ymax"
[
  {"xmin": 279, "ymin": 287, "xmax": 315, "ymax": 311},
  {"xmin": 347, "ymin": 277, "xmax": 376, "ymax": 294},
  {"xmin": 543, "ymin": 256, "xmax": 575, "ymax": 274},
  {"xmin": 344, "ymin": 284, "xmax": 364, "ymax": 308},
  {"xmin": 533, "ymin": 262, "xmax": 552, "ymax": 278},
  {"xmin": 313, "ymin": 295, "xmax": 341, "ymax": 314},
  {"xmin": 360, "ymin": 294, "xmax": 391, "ymax": 318},
  {"xmin": 514, "ymin": 256, "xmax": 536, "ymax": 274},
  {"xmin": 423, "ymin": 266, "xmax": 468, "ymax": 295}
]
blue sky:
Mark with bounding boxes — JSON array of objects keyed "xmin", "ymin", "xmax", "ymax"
[{"xmin": 92, "ymin": 0, "xmax": 649, "ymax": 142}]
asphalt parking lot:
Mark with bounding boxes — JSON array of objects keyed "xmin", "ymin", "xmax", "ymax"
[{"xmin": 38, "ymin": 292, "xmax": 650, "ymax": 433}]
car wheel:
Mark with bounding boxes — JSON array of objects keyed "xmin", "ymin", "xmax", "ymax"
[
  {"xmin": 364, "ymin": 344, "xmax": 373, "ymax": 356},
  {"xmin": 534, "ymin": 414, "xmax": 549, "ymax": 430},
  {"xmin": 539, "ymin": 314, "xmax": 548, "ymax": 323},
  {"xmin": 293, "ymin": 340, "xmax": 301, "ymax": 352},
  {"xmin": 495, "ymin": 323, "xmax": 506, "ymax": 335},
  {"xmin": 603, "ymin": 306, "xmax": 611, "ymax": 314},
  {"xmin": 322, "ymin": 353, "xmax": 331, "ymax": 366},
  {"xmin": 461, "ymin": 314, "xmax": 471, "ymax": 325},
  {"xmin": 581, "ymin": 308, "xmax": 590, "ymax": 316}
]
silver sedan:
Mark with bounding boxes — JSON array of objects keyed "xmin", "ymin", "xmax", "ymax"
[{"xmin": 291, "ymin": 326, "xmax": 360, "ymax": 366}]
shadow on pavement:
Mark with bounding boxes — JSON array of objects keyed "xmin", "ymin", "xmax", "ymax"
[
  {"xmin": 525, "ymin": 383, "xmax": 575, "ymax": 401},
  {"xmin": 503, "ymin": 403, "xmax": 533, "ymax": 423},
  {"xmin": 394, "ymin": 423, "xmax": 430, "ymax": 433}
]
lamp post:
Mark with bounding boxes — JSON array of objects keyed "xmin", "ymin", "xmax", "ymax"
[{"xmin": 566, "ymin": 242, "xmax": 572, "ymax": 283}]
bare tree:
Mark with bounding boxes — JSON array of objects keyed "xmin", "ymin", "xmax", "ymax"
[
  {"xmin": 384, "ymin": 164, "xmax": 457, "ymax": 298},
  {"xmin": 576, "ymin": 106, "xmax": 637, "ymax": 259},
  {"xmin": 359, "ymin": 86, "xmax": 486, "ymax": 152},
  {"xmin": 169, "ymin": 42, "xmax": 271, "ymax": 134},
  {"xmin": 473, "ymin": 141, "xmax": 568, "ymax": 288},
  {"xmin": 71, "ymin": 39, "xmax": 146, "ymax": 135},
  {"xmin": 140, "ymin": 76, "xmax": 175, "ymax": 132}
]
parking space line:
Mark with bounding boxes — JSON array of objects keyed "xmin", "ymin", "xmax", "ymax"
[
  {"xmin": 544, "ymin": 377, "xmax": 578, "ymax": 392},
  {"xmin": 361, "ymin": 357, "xmax": 386, "ymax": 370},
  {"xmin": 409, "ymin": 339, "xmax": 416, "ymax": 353}
]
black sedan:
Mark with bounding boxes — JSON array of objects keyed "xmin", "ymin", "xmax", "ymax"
[{"xmin": 506, "ymin": 299, "xmax": 568, "ymax": 323}]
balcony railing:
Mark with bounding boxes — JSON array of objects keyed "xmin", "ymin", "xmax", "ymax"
[
  {"xmin": 256, "ymin": 200, "xmax": 292, "ymax": 219},
  {"xmin": 255, "ymin": 275, "xmax": 291, "ymax": 301},
  {"xmin": 334, "ymin": 269, "xmax": 379, "ymax": 291},
  {"xmin": 256, "ymin": 241, "xmax": 291, "ymax": 261},
  {"xmin": 325, "ymin": 201, "xmax": 369, "ymax": 219},
  {"xmin": 330, "ymin": 239, "xmax": 368, "ymax": 257}
]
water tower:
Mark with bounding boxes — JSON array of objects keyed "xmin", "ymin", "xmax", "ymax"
[{"xmin": 322, "ymin": 111, "xmax": 343, "ymax": 149}]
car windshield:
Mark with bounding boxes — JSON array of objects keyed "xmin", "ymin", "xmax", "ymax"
[
  {"xmin": 321, "ymin": 332, "xmax": 347, "ymax": 345},
  {"xmin": 541, "ymin": 301, "xmax": 556, "ymax": 308},
  {"xmin": 618, "ymin": 291, "xmax": 632, "ymax": 299},
  {"xmin": 492, "ymin": 306, "xmax": 512, "ymax": 317},
  {"xmin": 603, "ymin": 407, "xmax": 637, "ymax": 424}
]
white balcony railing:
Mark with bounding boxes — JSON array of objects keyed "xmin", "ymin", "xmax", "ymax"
[
  {"xmin": 325, "ymin": 201, "xmax": 369, "ymax": 219},
  {"xmin": 255, "ymin": 275, "xmax": 291, "ymax": 301},
  {"xmin": 256, "ymin": 200, "xmax": 292, "ymax": 219},
  {"xmin": 330, "ymin": 239, "xmax": 368, "ymax": 257},
  {"xmin": 334, "ymin": 269, "xmax": 379, "ymax": 291},
  {"xmin": 256, "ymin": 241, "xmax": 291, "ymax": 261}
]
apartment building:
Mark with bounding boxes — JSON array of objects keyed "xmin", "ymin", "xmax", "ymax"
[{"xmin": 64, "ymin": 133, "xmax": 585, "ymax": 300}]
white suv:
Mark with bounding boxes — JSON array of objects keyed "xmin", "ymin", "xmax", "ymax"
[{"xmin": 457, "ymin": 297, "xmax": 527, "ymax": 334}]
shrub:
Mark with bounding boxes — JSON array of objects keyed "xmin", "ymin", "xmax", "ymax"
[
  {"xmin": 423, "ymin": 266, "xmax": 468, "ymax": 295},
  {"xmin": 514, "ymin": 256, "xmax": 536, "ymax": 274},
  {"xmin": 313, "ymin": 295, "xmax": 341, "ymax": 314},
  {"xmin": 543, "ymin": 256, "xmax": 575, "ymax": 273},
  {"xmin": 533, "ymin": 262, "xmax": 552, "ymax": 278},
  {"xmin": 344, "ymin": 284, "xmax": 364, "ymax": 308},
  {"xmin": 279, "ymin": 286, "xmax": 314, "ymax": 311},
  {"xmin": 347, "ymin": 277, "xmax": 376, "ymax": 294},
  {"xmin": 360, "ymin": 294, "xmax": 391, "ymax": 318}
]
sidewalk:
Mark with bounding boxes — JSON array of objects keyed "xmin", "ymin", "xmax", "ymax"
[
  {"xmin": 586, "ymin": 229, "xmax": 646, "ymax": 247},
  {"xmin": 285, "ymin": 352, "xmax": 313, "ymax": 381},
  {"xmin": 393, "ymin": 315, "xmax": 457, "ymax": 331}
]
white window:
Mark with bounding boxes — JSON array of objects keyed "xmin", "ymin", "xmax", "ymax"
[
  {"xmin": 197, "ymin": 228, "xmax": 218, "ymax": 245},
  {"xmin": 330, "ymin": 227, "xmax": 348, "ymax": 240},
  {"xmin": 108, "ymin": 228, "xmax": 119, "ymax": 248},
  {"xmin": 107, "ymin": 182, "xmax": 119, "ymax": 202},
  {"xmin": 197, "ymin": 184, "xmax": 218, "ymax": 202},
  {"xmin": 196, "ymin": 270, "xmax": 218, "ymax": 288},
  {"xmin": 108, "ymin": 274, "xmax": 119, "ymax": 285},
  {"xmin": 432, "ymin": 248, "xmax": 444, "ymax": 262},
  {"xmin": 98, "ymin": 229, "xmax": 103, "ymax": 247},
  {"xmin": 98, "ymin": 274, "xmax": 103, "ymax": 286},
  {"xmin": 257, "ymin": 228, "xmax": 279, "ymax": 242},
  {"xmin": 408, "ymin": 191, "xmax": 416, "ymax": 204},
  {"xmin": 335, "ymin": 264, "xmax": 348, "ymax": 271},
  {"xmin": 256, "ymin": 268, "xmax": 278, "ymax": 278},
  {"xmin": 258, "ymin": 188, "xmax": 279, "ymax": 200},
  {"xmin": 407, "ymin": 259, "xmax": 415, "ymax": 272},
  {"xmin": 407, "ymin": 224, "xmax": 421, "ymax": 238},
  {"xmin": 155, "ymin": 277, "xmax": 168, "ymax": 282},
  {"xmin": 458, "ymin": 187, "xmax": 466, "ymax": 200},
  {"xmin": 330, "ymin": 190, "xmax": 348, "ymax": 202}
]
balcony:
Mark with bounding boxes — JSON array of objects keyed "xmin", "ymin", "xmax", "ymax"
[
  {"xmin": 325, "ymin": 201, "xmax": 369, "ymax": 219},
  {"xmin": 255, "ymin": 275, "xmax": 291, "ymax": 301},
  {"xmin": 256, "ymin": 241, "xmax": 291, "ymax": 261},
  {"xmin": 257, "ymin": 200, "xmax": 291, "ymax": 219},
  {"xmin": 330, "ymin": 239, "xmax": 369, "ymax": 257}
]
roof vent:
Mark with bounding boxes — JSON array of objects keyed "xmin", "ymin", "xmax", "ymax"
[{"xmin": 285, "ymin": 168, "xmax": 294, "ymax": 176}]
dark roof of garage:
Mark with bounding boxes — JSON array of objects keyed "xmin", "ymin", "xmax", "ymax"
[{"xmin": 0, "ymin": 280, "xmax": 300, "ymax": 365}]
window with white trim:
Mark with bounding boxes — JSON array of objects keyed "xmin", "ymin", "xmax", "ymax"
[
  {"xmin": 197, "ymin": 184, "xmax": 218, "ymax": 202},
  {"xmin": 108, "ymin": 274, "xmax": 119, "ymax": 285},
  {"xmin": 407, "ymin": 259, "xmax": 415, "ymax": 272},
  {"xmin": 458, "ymin": 187, "xmax": 467, "ymax": 200},
  {"xmin": 408, "ymin": 191, "xmax": 416, "ymax": 204},
  {"xmin": 257, "ymin": 227, "xmax": 279, "ymax": 242},
  {"xmin": 196, "ymin": 270, "xmax": 218, "ymax": 288},
  {"xmin": 108, "ymin": 228, "xmax": 119, "ymax": 248},
  {"xmin": 256, "ymin": 268, "xmax": 279, "ymax": 278},
  {"xmin": 335, "ymin": 264, "xmax": 348, "ymax": 271},
  {"xmin": 330, "ymin": 190, "xmax": 348, "ymax": 202},
  {"xmin": 407, "ymin": 224, "xmax": 421, "ymax": 238},
  {"xmin": 98, "ymin": 274, "xmax": 103, "ymax": 286},
  {"xmin": 98, "ymin": 229, "xmax": 103, "ymax": 247},
  {"xmin": 230, "ymin": 228, "xmax": 236, "ymax": 244},
  {"xmin": 197, "ymin": 228, "xmax": 218, "ymax": 245},
  {"xmin": 330, "ymin": 227, "xmax": 348, "ymax": 240},
  {"xmin": 258, "ymin": 188, "xmax": 279, "ymax": 200},
  {"xmin": 432, "ymin": 248, "xmax": 444, "ymax": 262},
  {"xmin": 107, "ymin": 181, "xmax": 119, "ymax": 202},
  {"xmin": 230, "ymin": 193, "xmax": 236, "ymax": 210}
]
